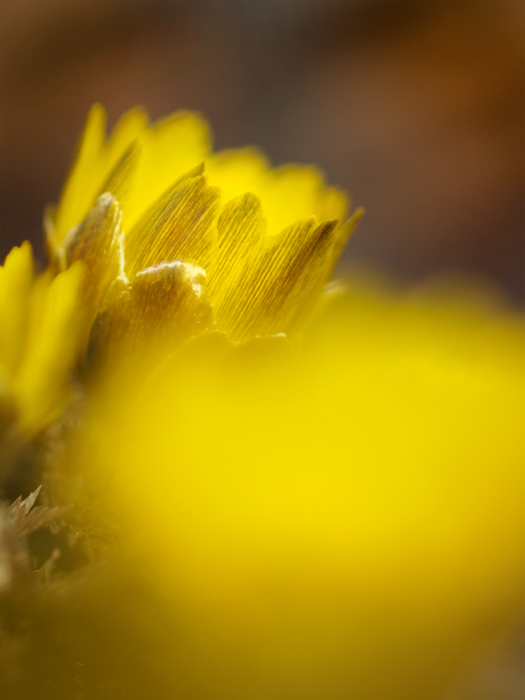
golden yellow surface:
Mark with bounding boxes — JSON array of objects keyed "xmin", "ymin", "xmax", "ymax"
[
  {"xmin": 0, "ymin": 243, "xmax": 83, "ymax": 435},
  {"xmin": 77, "ymin": 284, "xmax": 525, "ymax": 699}
]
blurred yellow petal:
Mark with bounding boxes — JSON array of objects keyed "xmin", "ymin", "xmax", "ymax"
[
  {"xmin": 12, "ymin": 263, "xmax": 84, "ymax": 434},
  {"xmin": 98, "ymin": 139, "xmax": 142, "ymax": 214},
  {"xmin": 205, "ymin": 147, "xmax": 269, "ymax": 205},
  {"xmin": 103, "ymin": 106, "xmax": 148, "ymax": 166},
  {"xmin": 124, "ymin": 111, "xmax": 212, "ymax": 231},
  {"xmin": 330, "ymin": 207, "xmax": 364, "ymax": 263},
  {"xmin": 314, "ymin": 183, "xmax": 349, "ymax": 223},
  {"xmin": 52, "ymin": 103, "xmax": 106, "ymax": 245},
  {"xmin": 88, "ymin": 287, "xmax": 525, "ymax": 700},
  {"xmin": 0, "ymin": 242, "xmax": 34, "ymax": 376},
  {"xmin": 264, "ymin": 164, "xmax": 342, "ymax": 236},
  {"xmin": 206, "ymin": 149, "xmax": 349, "ymax": 238}
]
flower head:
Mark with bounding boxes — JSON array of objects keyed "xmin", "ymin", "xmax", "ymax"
[{"xmin": 45, "ymin": 105, "xmax": 361, "ymax": 371}]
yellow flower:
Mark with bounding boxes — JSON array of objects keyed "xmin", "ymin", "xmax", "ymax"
[
  {"xmin": 44, "ymin": 105, "xmax": 362, "ymax": 369},
  {"xmin": 2, "ymin": 104, "xmax": 525, "ymax": 699},
  {"xmin": 0, "ymin": 243, "xmax": 83, "ymax": 439}
]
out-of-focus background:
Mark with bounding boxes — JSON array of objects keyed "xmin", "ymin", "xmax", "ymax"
[
  {"xmin": 0, "ymin": 1, "xmax": 524, "ymax": 696},
  {"xmin": 1, "ymin": 0, "xmax": 523, "ymax": 302}
]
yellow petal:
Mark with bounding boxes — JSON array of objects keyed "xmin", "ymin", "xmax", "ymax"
[
  {"xmin": 87, "ymin": 261, "xmax": 213, "ymax": 375},
  {"xmin": 98, "ymin": 139, "xmax": 142, "ymax": 213},
  {"xmin": 0, "ymin": 242, "xmax": 34, "ymax": 376},
  {"xmin": 91, "ymin": 286, "xmax": 525, "ymax": 699},
  {"xmin": 64, "ymin": 193, "xmax": 125, "ymax": 346},
  {"xmin": 264, "ymin": 165, "xmax": 337, "ymax": 236},
  {"xmin": 329, "ymin": 207, "xmax": 364, "ymax": 265},
  {"xmin": 213, "ymin": 216, "xmax": 341, "ymax": 340},
  {"xmin": 12, "ymin": 263, "xmax": 85, "ymax": 434},
  {"xmin": 53, "ymin": 105, "xmax": 148, "ymax": 244},
  {"xmin": 205, "ymin": 148, "xmax": 269, "ymax": 205},
  {"xmin": 315, "ymin": 185, "xmax": 349, "ymax": 224},
  {"xmin": 124, "ymin": 112, "xmax": 212, "ymax": 231},
  {"xmin": 206, "ymin": 150, "xmax": 349, "ymax": 238},
  {"xmin": 125, "ymin": 174, "xmax": 220, "ymax": 276}
]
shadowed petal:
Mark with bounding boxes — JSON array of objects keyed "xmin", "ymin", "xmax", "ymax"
[
  {"xmin": 207, "ymin": 192, "xmax": 266, "ymax": 299},
  {"xmin": 12, "ymin": 263, "xmax": 85, "ymax": 434},
  {"xmin": 64, "ymin": 194, "xmax": 125, "ymax": 344},
  {"xmin": 214, "ymin": 216, "xmax": 340, "ymax": 341},
  {"xmin": 87, "ymin": 261, "xmax": 213, "ymax": 373},
  {"xmin": 0, "ymin": 242, "xmax": 34, "ymax": 376}
]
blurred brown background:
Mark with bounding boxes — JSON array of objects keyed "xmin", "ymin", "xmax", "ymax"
[{"xmin": 0, "ymin": 0, "xmax": 523, "ymax": 302}]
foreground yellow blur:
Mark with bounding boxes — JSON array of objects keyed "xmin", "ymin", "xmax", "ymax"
[{"xmin": 72, "ymin": 282, "xmax": 525, "ymax": 700}]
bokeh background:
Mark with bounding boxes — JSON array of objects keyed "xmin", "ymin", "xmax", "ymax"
[
  {"xmin": 1, "ymin": 0, "xmax": 524, "ymax": 303},
  {"xmin": 0, "ymin": 0, "xmax": 524, "ymax": 697}
]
